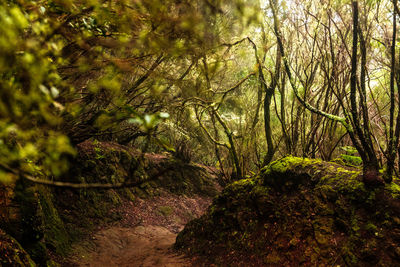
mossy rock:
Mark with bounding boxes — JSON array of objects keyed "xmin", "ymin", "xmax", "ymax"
[
  {"xmin": 72, "ymin": 141, "xmax": 219, "ymax": 199},
  {"xmin": 0, "ymin": 229, "xmax": 36, "ymax": 267},
  {"xmin": 36, "ymin": 186, "xmax": 69, "ymax": 256},
  {"xmin": 2, "ymin": 180, "xmax": 51, "ymax": 265},
  {"xmin": 175, "ymin": 156, "xmax": 400, "ymax": 266}
]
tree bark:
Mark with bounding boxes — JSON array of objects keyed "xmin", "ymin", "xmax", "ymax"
[{"xmin": 386, "ymin": 0, "xmax": 398, "ymax": 182}]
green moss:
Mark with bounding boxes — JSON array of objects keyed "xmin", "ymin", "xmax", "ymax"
[
  {"xmin": 123, "ymin": 188, "xmax": 136, "ymax": 201},
  {"xmin": 158, "ymin": 206, "xmax": 174, "ymax": 217},
  {"xmin": 386, "ymin": 179, "xmax": 400, "ymax": 198},
  {"xmin": 314, "ymin": 231, "xmax": 330, "ymax": 245},
  {"xmin": 36, "ymin": 186, "xmax": 69, "ymax": 256},
  {"xmin": 106, "ymin": 190, "xmax": 121, "ymax": 205},
  {"xmin": 231, "ymin": 178, "xmax": 255, "ymax": 188},
  {"xmin": 251, "ymin": 184, "xmax": 270, "ymax": 198},
  {"xmin": 331, "ymin": 158, "xmax": 346, "ymax": 166},
  {"xmin": 264, "ymin": 156, "xmax": 321, "ymax": 175},
  {"xmin": 94, "ymin": 146, "xmax": 105, "ymax": 160},
  {"xmin": 265, "ymin": 251, "xmax": 281, "ymax": 264},
  {"xmin": 46, "ymin": 259, "xmax": 61, "ymax": 267},
  {"xmin": 340, "ymin": 154, "xmax": 362, "ymax": 166},
  {"xmin": 0, "ymin": 229, "xmax": 36, "ymax": 267},
  {"xmin": 319, "ymin": 184, "xmax": 337, "ymax": 200},
  {"xmin": 133, "ymin": 187, "xmax": 147, "ymax": 198},
  {"xmin": 365, "ymin": 222, "xmax": 377, "ymax": 233},
  {"xmin": 341, "ymin": 245, "xmax": 358, "ymax": 264},
  {"xmin": 177, "ymin": 156, "xmax": 400, "ymax": 265},
  {"xmin": 319, "ymin": 167, "xmax": 364, "ymax": 200}
]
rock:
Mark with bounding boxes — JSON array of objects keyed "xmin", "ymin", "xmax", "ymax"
[{"xmin": 0, "ymin": 229, "xmax": 36, "ymax": 266}]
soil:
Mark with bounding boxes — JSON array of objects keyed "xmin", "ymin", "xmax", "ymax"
[
  {"xmin": 74, "ymin": 226, "xmax": 189, "ymax": 267},
  {"xmin": 68, "ymin": 191, "xmax": 213, "ymax": 267}
]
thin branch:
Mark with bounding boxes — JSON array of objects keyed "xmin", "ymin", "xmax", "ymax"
[
  {"xmin": 215, "ymin": 71, "xmax": 256, "ymax": 109},
  {"xmin": 195, "ymin": 106, "xmax": 229, "ymax": 148},
  {"xmin": 0, "ymin": 162, "xmax": 173, "ymax": 189},
  {"xmin": 269, "ymin": 0, "xmax": 349, "ymax": 129}
]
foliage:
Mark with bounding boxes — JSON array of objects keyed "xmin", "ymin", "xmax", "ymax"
[
  {"xmin": 340, "ymin": 154, "xmax": 363, "ymax": 166},
  {"xmin": 0, "ymin": 0, "xmax": 398, "ymax": 193},
  {"xmin": 0, "ymin": 1, "xmax": 76, "ymax": 182},
  {"xmin": 2, "ymin": 0, "xmax": 400, "ymax": 264},
  {"xmin": 0, "ymin": 0, "xmax": 398, "ymax": 188},
  {"xmin": 0, "ymin": 0, "xmax": 247, "ymax": 184}
]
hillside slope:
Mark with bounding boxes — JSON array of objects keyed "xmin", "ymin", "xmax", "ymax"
[{"xmin": 176, "ymin": 157, "xmax": 400, "ymax": 266}]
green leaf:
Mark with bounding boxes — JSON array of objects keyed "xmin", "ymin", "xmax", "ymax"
[{"xmin": 158, "ymin": 112, "xmax": 170, "ymax": 119}]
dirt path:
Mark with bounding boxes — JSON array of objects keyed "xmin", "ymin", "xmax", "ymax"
[
  {"xmin": 70, "ymin": 192, "xmax": 212, "ymax": 267},
  {"xmin": 76, "ymin": 226, "xmax": 190, "ymax": 267}
]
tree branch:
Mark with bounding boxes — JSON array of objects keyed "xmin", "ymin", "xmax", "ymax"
[
  {"xmin": 269, "ymin": 0, "xmax": 350, "ymax": 129},
  {"xmin": 0, "ymin": 162, "xmax": 173, "ymax": 189}
]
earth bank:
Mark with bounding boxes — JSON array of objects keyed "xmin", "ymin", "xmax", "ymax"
[
  {"xmin": 175, "ymin": 156, "xmax": 400, "ymax": 266},
  {"xmin": 0, "ymin": 140, "xmax": 220, "ymax": 266}
]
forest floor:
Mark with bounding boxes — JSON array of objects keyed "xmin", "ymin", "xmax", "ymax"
[{"xmin": 67, "ymin": 191, "xmax": 213, "ymax": 267}]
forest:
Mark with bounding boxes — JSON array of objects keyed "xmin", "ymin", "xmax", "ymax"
[{"xmin": 1, "ymin": 0, "xmax": 400, "ymax": 266}]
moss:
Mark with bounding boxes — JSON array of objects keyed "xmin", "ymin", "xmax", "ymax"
[
  {"xmin": 319, "ymin": 185, "xmax": 337, "ymax": 201},
  {"xmin": 314, "ymin": 231, "xmax": 330, "ymax": 245},
  {"xmin": 331, "ymin": 158, "xmax": 346, "ymax": 166},
  {"xmin": 366, "ymin": 191, "xmax": 376, "ymax": 204},
  {"xmin": 106, "ymin": 190, "xmax": 121, "ymax": 205},
  {"xmin": 123, "ymin": 188, "xmax": 136, "ymax": 202},
  {"xmin": 158, "ymin": 206, "xmax": 174, "ymax": 217},
  {"xmin": 0, "ymin": 229, "xmax": 36, "ymax": 267},
  {"xmin": 319, "ymin": 167, "xmax": 364, "ymax": 200},
  {"xmin": 177, "ymin": 156, "xmax": 400, "ymax": 265},
  {"xmin": 386, "ymin": 179, "xmax": 400, "ymax": 198},
  {"xmin": 36, "ymin": 186, "xmax": 69, "ymax": 256},
  {"xmin": 94, "ymin": 146, "xmax": 105, "ymax": 160},
  {"xmin": 265, "ymin": 251, "xmax": 280, "ymax": 264},
  {"xmin": 25, "ymin": 241, "xmax": 47, "ymax": 266},
  {"xmin": 264, "ymin": 156, "xmax": 321, "ymax": 175},
  {"xmin": 133, "ymin": 187, "xmax": 147, "ymax": 198},
  {"xmin": 6, "ymin": 180, "xmax": 50, "ymax": 265},
  {"xmin": 46, "ymin": 259, "xmax": 61, "ymax": 267},
  {"xmin": 341, "ymin": 246, "xmax": 358, "ymax": 265},
  {"xmin": 340, "ymin": 154, "xmax": 362, "ymax": 166},
  {"xmin": 261, "ymin": 157, "xmax": 330, "ymax": 191},
  {"xmin": 365, "ymin": 222, "xmax": 378, "ymax": 233},
  {"xmin": 231, "ymin": 178, "xmax": 255, "ymax": 188}
]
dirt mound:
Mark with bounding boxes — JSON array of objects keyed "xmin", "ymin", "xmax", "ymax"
[{"xmin": 175, "ymin": 156, "xmax": 400, "ymax": 266}]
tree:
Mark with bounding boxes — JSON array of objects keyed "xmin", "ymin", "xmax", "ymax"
[
  {"xmin": 269, "ymin": 0, "xmax": 397, "ymax": 186},
  {"xmin": 0, "ymin": 0, "xmax": 246, "ymax": 185}
]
